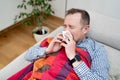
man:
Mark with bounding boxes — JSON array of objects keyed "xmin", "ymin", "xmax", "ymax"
[{"xmin": 25, "ymin": 8, "xmax": 110, "ymax": 80}]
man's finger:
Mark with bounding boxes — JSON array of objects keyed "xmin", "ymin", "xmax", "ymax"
[{"xmin": 60, "ymin": 42, "xmax": 66, "ymax": 47}]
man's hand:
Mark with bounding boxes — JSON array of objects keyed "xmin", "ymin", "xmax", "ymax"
[
  {"xmin": 60, "ymin": 31, "xmax": 76, "ymax": 60},
  {"xmin": 45, "ymin": 33, "xmax": 63, "ymax": 54},
  {"xmin": 46, "ymin": 31, "xmax": 76, "ymax": 60}
]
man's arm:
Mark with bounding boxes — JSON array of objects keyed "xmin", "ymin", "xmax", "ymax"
[
  {"xmin": 73, "ymin": 46, "xmax": 110, "ymax": 80},
  {"xmin": 24, "ymin": 33, "xmax": 63, "ymax": 62},
  {"xmin": 24, "ymin": 45, "xmax": 47, "ymax": 62}
]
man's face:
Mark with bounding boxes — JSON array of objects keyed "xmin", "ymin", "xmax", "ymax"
[{"xmin": 63, "ymin": 13, "xmax": 89, "ymax": 42}]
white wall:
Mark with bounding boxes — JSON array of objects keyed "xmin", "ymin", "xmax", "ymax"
[
  {"xmin": 51, "ymin": 0, "xmax": 66, "ymax": 18},
  {"xmin": 0, "ymin": 0, "xmax": 66, "ymax": 31},
  {"xmin": 67, "ymin": 0, "xmax": 120, "ymax": 20},
  {"xmin": 0, "ymin": 0, "xmax": 21, "ymax": 31},
  {"xmin": 2, "ymin": 0, "xmax": 119, "ymax": 31}
]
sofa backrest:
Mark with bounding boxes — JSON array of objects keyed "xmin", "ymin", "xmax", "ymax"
[{"xmin": 88, "ymin": 11, "xmax": 120, "ymax": 51}]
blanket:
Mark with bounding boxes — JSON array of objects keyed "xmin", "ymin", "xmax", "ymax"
[{"xmin": 7, "ymin": 37, "xmax": 91, "ymax": 80}]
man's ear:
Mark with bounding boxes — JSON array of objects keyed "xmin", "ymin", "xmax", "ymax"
[{"xmin": 82, "ymin": 25, "xmax": 89, "ymax": 34}]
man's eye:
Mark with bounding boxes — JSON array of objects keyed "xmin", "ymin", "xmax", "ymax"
[{"xmin": 69, "ymin": 25, "xmax": 74, "ymax": 29}]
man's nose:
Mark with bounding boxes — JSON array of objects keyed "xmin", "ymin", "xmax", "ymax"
[{"xmin": 64, "ymin": 26, "xmax": 70, "ymax": 31}]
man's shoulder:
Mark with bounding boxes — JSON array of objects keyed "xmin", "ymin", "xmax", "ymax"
[
  {"xmin": 87, "ymin": 38, "xmax": 106, "ymax": 53},
  {"xmin": 86, "ymin": 37, "xmax": 104, "ymax": 48},
  {"xmin": 77, "ymin": 37, "xmax": 105, "ymax": 51},
  {"xmin": 83, "ymin": 38, "xmax": 107, "ymax": 58}
]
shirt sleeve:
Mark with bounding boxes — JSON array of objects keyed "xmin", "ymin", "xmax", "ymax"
[
  {"xmin": 74, "ymin": 46, "xmax": 110, "ymax": 80},
  {"xmin": 24, "ymin": 45, "xmax": 47, "ymax": 62}
]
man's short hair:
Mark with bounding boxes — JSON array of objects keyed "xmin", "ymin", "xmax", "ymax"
[{"xmin": 65, "ymin": 8, "xmax": 90, "ymax": 25}]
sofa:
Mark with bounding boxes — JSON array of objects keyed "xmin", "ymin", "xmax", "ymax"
[{"xmin": 0, "ymin": 12, "xmax": 120, "ymax": 80}]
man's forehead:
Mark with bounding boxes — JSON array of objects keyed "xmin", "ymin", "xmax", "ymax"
[{"xmin": 64, "ymin": 13, "xmax": 81, "ymax": 26}]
